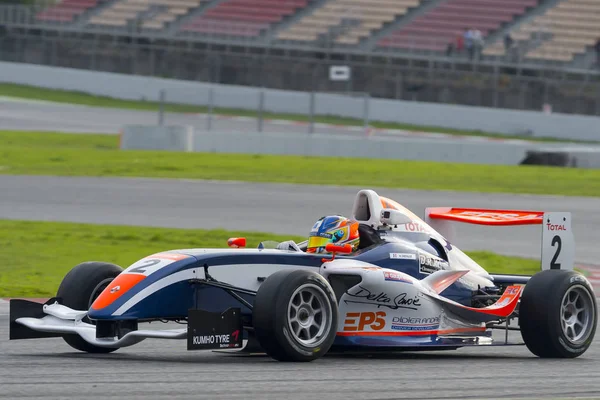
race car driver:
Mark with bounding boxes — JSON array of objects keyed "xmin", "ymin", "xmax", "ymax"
[
  {"xmin": 272, "ymin": 215, "xmax": 360, "ymax": 253},
  {"xmin": 305, "ymin": 215, "xmax": 360, "ymax": 253}
]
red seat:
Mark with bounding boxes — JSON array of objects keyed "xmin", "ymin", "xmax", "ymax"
[
  {"xmin": 377, "ymin": 0, "xmax": 537, "ymax": 52},
  {"xmin": 34, "ymin": 0, "xmax": 99, "ymax": 22},
  {"xmin": 179, "ymin": 0, "xmax": 311, "ymax": 38}
]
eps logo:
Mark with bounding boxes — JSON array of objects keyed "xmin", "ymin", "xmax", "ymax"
[{"xmin": 343, "ymin": 311, "xmax": 386, "ymax": 331}]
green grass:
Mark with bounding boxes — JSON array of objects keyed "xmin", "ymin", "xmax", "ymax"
[
  {"xmin": 0, "ymin": 83, "xmax": 591, "ymax": 143},
  {"xmin": 0, "ymin": 220, "xmax": 542, "ymax": 298},
  {"xmin": 3, "ymin": 130, "xmax": 600, "ymax": 197}
]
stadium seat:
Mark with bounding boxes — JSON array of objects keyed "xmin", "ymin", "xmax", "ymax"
[
  {"xmin": 179, "ymin": 0, "xmax": 312, "ymax": 39},
  {"xmin": 276, "ymin": 0, "xmax": 421, "ymax": 44},
  {"xmin": 35, "ymin": 0, "xmax": 101, "ymax": 23},
  {"xmin": 377, "ymin": 0, "xmax": 538, "ymax": 52},
  {"xmin": 87, "ymin": 0, "xmax": 205, "ymax": 30},
  {"xmin": 483, "ymin": 0, "xmax": 600, "ymax": 63}
]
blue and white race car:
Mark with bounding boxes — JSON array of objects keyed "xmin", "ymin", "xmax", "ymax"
[{"xmin": 9, "ymin": 189, "xmax": 597, "ymax": 361}]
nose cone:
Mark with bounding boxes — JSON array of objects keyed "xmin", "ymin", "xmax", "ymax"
[
  {"xmin": 88, "ymin": 273, "xmax": 146, "ymax": 319},
  {"xmin": 88, "ymin": 304, "xmax": 115, "ymax": 320}
]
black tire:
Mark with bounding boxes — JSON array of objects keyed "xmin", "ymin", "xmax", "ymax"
[
  {"xmin": 56, "ymin": 261, "xmax": 124, "ymax": 353},
  {"xmin": 519, "ymin": 269, "xmax": 597, "ymax": 358},
  {"xmin": 253, "ymin": 269, "xmax": 338, "ymax": 362}
]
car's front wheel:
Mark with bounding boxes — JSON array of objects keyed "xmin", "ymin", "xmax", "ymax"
[
  {"xmin": 252, "ymin": 269, "xmax": 338, "ymax": 362},
  {"xmin": 56, "ymin": 261, "xmax": 123, "ymax": 353},
  {"xmin": 519, "ymin": 269, "xmax": 597, "ymax": 358}
]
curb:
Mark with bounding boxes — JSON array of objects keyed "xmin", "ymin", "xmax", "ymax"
[
  {"xmin": 576, "ymin": 264, "xmax": 600, "ymax": 290},
  {"xmin": 188, "ymin": 112, "xmax": 537, "ymax": 144}
]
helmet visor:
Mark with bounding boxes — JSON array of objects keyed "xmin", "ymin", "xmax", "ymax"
[{"xmin": 307, "ymin": 233, "xmax": 332, "ymax": 250}]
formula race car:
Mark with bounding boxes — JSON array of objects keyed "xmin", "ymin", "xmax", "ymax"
[{"xmin": 9, "ymin": 189, "xmax": 598, "ymax": 361}]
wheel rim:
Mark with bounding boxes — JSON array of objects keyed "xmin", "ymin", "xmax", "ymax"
[
  {"xmin": 287, "ymin": 283, "xmax": 332, "ymax": 347},
  {"xmin": 560, "ymin": 284, "xmax": 596, "ymax": 345}
]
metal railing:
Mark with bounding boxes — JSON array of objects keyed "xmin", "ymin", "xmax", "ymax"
[{"xmin": 153, "ymin": 88, "xmax": 372, "ymax": 135}]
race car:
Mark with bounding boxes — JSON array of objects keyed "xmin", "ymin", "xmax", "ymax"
[{"xmin": 9, "ymin": 189, "xmax": 598, "ymax": 361}]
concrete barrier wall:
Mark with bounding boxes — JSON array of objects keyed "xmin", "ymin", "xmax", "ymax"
[
  {"xmin": 2, "ymin": 61, "xmax": 600, "ymax": 141},
  {"xmin": 121, "ymin": 126, "xmax": 590, "ymax": 166},
  {"xmin": 120, "ymin": 125, "xmax": 194, "ymax": 152}
]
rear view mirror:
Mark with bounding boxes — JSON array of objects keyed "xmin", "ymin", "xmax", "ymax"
[
  {"xmin": 380, "ymin": 209, "xmax": 412, "ymax": 226},
  {"xmin": 227, "ymin": 237, "xmax": 246, "ymax": 248},
  {"xmin": 325, "ymin": 243, "xmax": 353, "ymax": 254}
]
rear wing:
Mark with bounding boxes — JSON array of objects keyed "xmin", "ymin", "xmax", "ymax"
[{"xmin": 424, "ymin": 207, "xmax": 575, "ymax": 271}]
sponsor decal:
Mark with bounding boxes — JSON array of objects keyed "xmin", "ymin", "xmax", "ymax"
[
  {"xmin": 389, "ymin": 253, "xmax": 417, "ymax": 260},
  {"xmin": 504, "ymin": 286, "xmax": 519, "ymax": 295},
  {"xmin": 489, "ymin": 285, "xmax": 521, "ymax": 310},
  {"xmin": 109, "ymin": 285, "xmax": 120, "ymax": 294},
  {"xmin": 343, "ymin": 311, "xmax": 386, "ymax": 331},
  {"xmin": 457, "ymin": 211, "xmax": 539, "ymax": 221},
  {"xmin": 344, "ymin": 285, "xmax": 421, "ymax": 310},
  {"xmin": 403, "ymin": 222, "xmax": 428, "ymax": 232},
  {"xmin": 391, "ymin": 316, "xmax": 440, "ymax": 331},
  {"xmin": 191, "ymin": 330, "xmax": 240, "ymax": 348},
  {"xmin": 546, "ymin": 223, "xmax": 566, "ymax": 231},
  {"xmin": 418, "ymin": 253, "xmax": 448, "ymax": 275},
  {"xmin": 570, "ymin": 274, "xmax": 587, "ymax": 284},
  {"xmin": 187, "ymin": 308, "xmax": 242, "ymax": 351},
  {"xmin": 495, "ymin": 298, "xmax": 510, "ymax": 307},
  {"xmin": 312, "ymin": 232, "xmax": 332, "ymax": 239},
  {"xmin": 383, "ymin": 271, "xmax": 412, "ymax": 284}
]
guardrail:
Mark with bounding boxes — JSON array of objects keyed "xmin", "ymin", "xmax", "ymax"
[
  {"xmin": 119, "ymin": 126, "xmax": 600, "ymax": 168},
  {"xmin": 2, "ymin": 61, "xmax": 599, "ymax": 141}
]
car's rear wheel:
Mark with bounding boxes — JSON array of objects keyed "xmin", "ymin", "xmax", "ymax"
[
  {"xmin": 56, "ymin": 261, "xmax": 123, "ymax": 353},
  {"xmin": 519, "ymin": 269, "xmax": 597, "ymax": 358},
  {"xmin": 252, "ymin": 269, "xmax": 338, "ymax": 362}
]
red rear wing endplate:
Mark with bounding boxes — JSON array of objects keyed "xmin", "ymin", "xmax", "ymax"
[{"xmin": 426, "ymin": 208, "xmax": 544, "ymax": 226}]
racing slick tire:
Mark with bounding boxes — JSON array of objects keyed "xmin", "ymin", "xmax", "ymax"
[
  {"xmin": 56, "ymin": 261, "xmax": 124, "ymax": 353},
  {"xmin": 519, "ymin": 269, "xmax": 597, "ymax": 358},
  {"xmin": 252, "ymin": 269, "xmax": 338, "ymax": 362}
]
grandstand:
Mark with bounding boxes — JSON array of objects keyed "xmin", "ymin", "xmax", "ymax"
[
  {"xmin": 180, "ymin": 0, "xmax": 313, "ymax": 38},
  {"xmin": 0, "ymin": 0, "xmax": 595, "ymax": 117},
  {"xmin": 375, "ymin": 0, "xmax": 539, "ymax": 52},
  {"xmin": 13, "ymin": 0, "xmax": 600, "ymax": 68},
  {"xmin": 275, "ymin": 0, "xmax": 423, "ymax": 45},
  {"xmin": 483, "ymin": 0, "xmax": 600, "ymax": 63},
  {"xmin": 35, "ymin": 0, "xmax": 103, "ymax": 22},
  {"xmin": 87, "ymin": 0, "xmax": 209, "ymax": 30}
]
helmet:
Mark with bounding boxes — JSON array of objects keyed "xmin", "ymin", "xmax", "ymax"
[{"xmin": 306, "ymin": 215, "xmax": 360, "ymax": 254}]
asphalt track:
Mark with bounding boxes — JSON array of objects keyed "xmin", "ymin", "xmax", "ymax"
[
  {"xmin": 2, "ymin": 298, "xmax": 600, "ymax": 400},
  {"xmin": 0, "ymin": 97, "xmax": 543, "ymax": 144},
  {"xmin": 3, "ymin": 178, "xmax": 600, "ymax": 399},
  {"xmin": 0, "ymin": 97, "xmax": 376, "ymax": 136}
]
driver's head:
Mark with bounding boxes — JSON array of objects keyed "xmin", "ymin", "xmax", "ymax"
[{"xmin": 306, "ymin": 215, "xmax": 360, "ymax": 253}]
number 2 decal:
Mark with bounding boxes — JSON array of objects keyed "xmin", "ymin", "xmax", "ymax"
[
  {"xmin": 129, "ymin": 258, "xmax": 161, "ymax": 274},
  {"xmin": 550, "ymin": 235, "xmax": 562, "ymax": 269}
]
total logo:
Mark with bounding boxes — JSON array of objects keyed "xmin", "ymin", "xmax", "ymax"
[
  {"xmin": 343, "ymin": 311, "xmax": 386, "ymax": 331},
  {"xmin": 546, "ymin": 223, "xmax": 566, "ymax": 231},
  {"xmin": 403, "ymin": 222, "xmax": 427, "ymax": 232}
]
